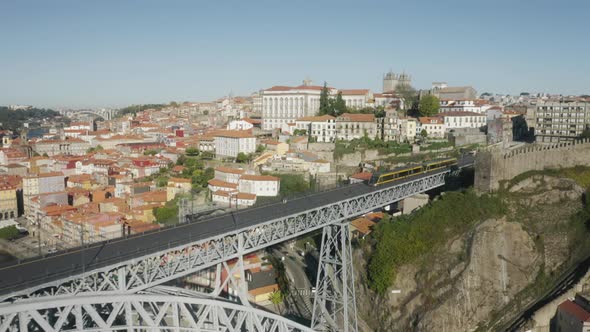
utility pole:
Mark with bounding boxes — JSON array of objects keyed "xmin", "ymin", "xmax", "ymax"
[
  {"xmin": 79, "ymin": 224, "xmax": 85, "ymax": 274},
  {"xmin": 36, "ymin": 211, "xmax": 41, "ymax": 257}
]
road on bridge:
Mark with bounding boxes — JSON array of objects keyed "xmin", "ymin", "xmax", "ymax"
[{"xmin": 0, "ymin": 156, "xmax": 473, "ymax": 298}]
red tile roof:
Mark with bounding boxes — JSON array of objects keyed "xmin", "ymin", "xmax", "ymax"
[
  {"xmin": 208, "ymin": 179, "xmax": 238, "ymax": 189},
  {"xmin": 215, "ymin": 166, "xmax": 245, "ymax": 175},
  {"xmin": 350, "ymin": 172, "xmax": 372, "ymax": 181},
  {"xmin": 418, "ymin": 117, "xmax": 444, "ymax": 125},
  {"xmin": 559, "ymin": 300, "xmax": 590, "ymax": 322},
  {"xmin": 338, "ymin": 113, "xmax": 375, "ymax": 122},
  {"xmin": 296, "ymin": 115, "xmax": 335, "ymax": 122}
]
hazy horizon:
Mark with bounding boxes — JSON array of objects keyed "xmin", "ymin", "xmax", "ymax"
[{"xmin": 2, "ymin": 0, "xmax": 589, "ymax": 109}]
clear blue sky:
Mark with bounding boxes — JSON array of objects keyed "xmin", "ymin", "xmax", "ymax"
[{"xmin": 1, "ymin": 0, "xmax": 589, "ymax": 109}]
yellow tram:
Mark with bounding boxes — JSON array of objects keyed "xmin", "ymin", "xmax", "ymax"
[{"xmin": 368, "ymin": 158, "xmax": 457, "ymax": 186}]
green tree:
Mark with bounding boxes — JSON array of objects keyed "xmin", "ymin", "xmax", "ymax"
[
  {"xmin": 185, "ymin": 147, "xmax": 199, "ymax": 156},
  {"xmin": 396, "ymin": 84, "xmax": 419, "ymax": 112},
  {"xmin": 87, "ymin": 145, "xmax": 104, "ymax": 153},
  {"xmin": 256, "ymin": 145, "xmax": 266, "ymax": 153},
  {"xmin": 418, "ymin": 95, "xmax": 440, "ymax": 117},
  {"xmin": 333, "ymin": 91, "xmax": 347, "ymax": 115},
  {"xmin": 581, "ymin": 128, "xmax": 590, "ymax": 139},
  {"xmin": 236, "ymin": 152, "xmax": 251, "ymax": 163},
  {"xmin": 268, "ymin": 290, "xmax": 283, "ymax": 314},
  {"xmin": 274, "ymin": 173, "xmax": 309, "ymax": 196},
  {"xmin": 0, "ymin": 226, "xmax": 20, "ymax": 240},
  {"xmin": 293, "ymin": 129, "xmax": 307, "ymax": 136},
  {"xmin": 154, "ymin": 206, "xmax": 177, "ymax": 224},
  {"xmin": 420, "ymin": 129, "xmax": 428, "ymax": 138},
  {"xmin": 143, "ymin": 149, "xmax": 158, "ymax": 156},
  {"xmin": 318, "ymin": 82, "xmax": 331, "ymax": 115}
]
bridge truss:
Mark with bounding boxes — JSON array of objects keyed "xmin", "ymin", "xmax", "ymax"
[
  {"xmin": 0, "ymin": 294, "xmax": 313, "ymax": 332},
  {"xmin": 0, "ymin": 170, "xmax": 451, "ymax": 331}
]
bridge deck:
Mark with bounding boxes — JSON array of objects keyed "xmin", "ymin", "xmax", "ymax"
[{"xmin": 0, "ymin": 157, "xmax": 473, "ymax": 297}]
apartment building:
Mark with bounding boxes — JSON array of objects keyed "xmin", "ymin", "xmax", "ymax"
[
  {"xmin": 214, "ymin": 130, "xmax": 256, "ymax": 158},
  {"xmin": 438, "ymin": 111, "xmax": 487, "ymax": 130},
  {"xmin": 335, "ymin": 113, "xmax": 377, "ymax": 140},
  {"xmin": 294, "ymin": 115, "xmax": 336, "ymax": 143},
  {"xmin": 535, "ymin": 101, "xmax": 590, "ymax": 143},
  {"xmin": 417, "ymin": 117, "xmax": 446, "ymax": 138},
  {"xmin": 0, "ymin": 183, "xmax": 18, "ymax": 220},
  {"xmin": 23, "ymin": 172, "xmax": 65, "ymax": 218}
]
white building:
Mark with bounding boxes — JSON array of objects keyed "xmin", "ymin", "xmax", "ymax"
[
  {"xmin": 238, "ymin": 174, "xmax": 280, "ymax": 197},
  {"xmin": 417, "ymin": 117, "xmax": 446, "ymax": 138},
  {"xmin": 208, "ymin": 167, "xmax": 280, "ymax": 206},
  {"xmin": 439, "ymin": 99, "xmax": 494, "ymax": 114},
  {"xmin": 294, "ymin": 115, "xmax": 336, "ymax": 143},
  {"xmin": 214, "ymin": 166, "xmax": 245, "ymax": 184},
  {"xmin": 438, "ymin": 111, "xmax": 487, "ymax": 130},
  {"xmin": 340, "ymin": 89, "xmax": 372, "ymax": 109},
  {"xmin": 214, "ymin": 131, "xmax": 256, "ymax": 158},
  {"xmin": 261, "ymin": 80, "xmax": 338, "ymax": 130},
  {"xmin": 227, "ymin": 119, "xmax": 254, "ymax": 131}
]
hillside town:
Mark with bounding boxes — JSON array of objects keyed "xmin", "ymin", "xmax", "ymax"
[
  {"xmin": 2, "ymin": 71, "xmax": 590, "ymax": 326},
  {"xmin": 2, "ymin": 72, "xmax": 589, "ymax": 249}
]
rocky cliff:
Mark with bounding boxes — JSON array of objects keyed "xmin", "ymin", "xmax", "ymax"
[{"xmin": 356, "ymin": 173, "xmax": 589, "ymax": 331}]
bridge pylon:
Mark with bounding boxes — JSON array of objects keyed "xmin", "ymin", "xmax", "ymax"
[{"xmin": 311, "ymin": 221, "xmax": 358, "ymax": 332}]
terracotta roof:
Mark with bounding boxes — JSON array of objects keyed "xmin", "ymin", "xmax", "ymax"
[
  {"xmin": 243, "ymin": 118, "xmax": 262, "ymax": 124},
  {"xmin": 338, "ymin": 113, "xmax": 375, "ymax": 122},
  {"xmin": 214, "ymin": 130, "xmax": 254, "ymax": 139},
  {"xmin": 236, "ymin": 192, "xmax": 256, "ymax": 200},
  {"xmin": 215, "ymin": 166, "xmax": 245, "ymax": 175},
  {"xmin": 350, "ymin": 172, "xmax": 372, "ymax": 181},
  {"xmin": 296, "ymin": 115, "xmax": 335, "ymax": 122},
  {"xmin": 418, "ymin": 117, "xmax": 444, "ymax": 125},
  {"xmin": 558, "ymin": 300, "xmax": 590, "ymax": 322},
  {"xmin": 366, "ymin": 212, "xmax": 384, "ymax": 221},
  {"xmin": 240, "ymin": 174, "xmax": 279, "ymax": 182},
  {"xmin": 171, "ymin": 165, "xmax": 186, "ymax": 172},
  {"xmin": 208, "ymin": 179, "xmax": 238, "ymax": 189},
  {"xmin": 351, "ymin": 217, "xmax": 376, "ymax": 235},
  {"xmin": 212, "ymin": 190, "xmax": 233, "ymax": 197}
]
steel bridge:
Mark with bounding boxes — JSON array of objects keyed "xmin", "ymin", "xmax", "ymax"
[{"xmin": 0, "ymin": 157, "xmax": 473, "ymax": 331}]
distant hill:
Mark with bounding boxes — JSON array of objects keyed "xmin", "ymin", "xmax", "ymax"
[{"xmin": 0, "ymin": 106, "xmax": 61, "ymax": 132}]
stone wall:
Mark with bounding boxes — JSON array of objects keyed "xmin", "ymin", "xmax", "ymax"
[{"xmin": 475, "ymin": 139, "xmax": 590, "ymax": 192}]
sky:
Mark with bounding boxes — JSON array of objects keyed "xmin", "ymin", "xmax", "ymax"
[{"xmin": 1, "ymin": 0, "xmax": 589, "ymax": 109}]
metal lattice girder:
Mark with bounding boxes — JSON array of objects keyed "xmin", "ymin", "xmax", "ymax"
[
  {"xmin": 2, "ymin": 171, "xmax": 448, "ymax": 302},
  {"xmin": 0, "ymin": 293, "xmax": 314, "ymax": 332},
  {"xmin": 311, "ymin": 221, "xmax": 358, "ymax": 332}
]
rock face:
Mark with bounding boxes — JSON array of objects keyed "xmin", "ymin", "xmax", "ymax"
[
  {"xmin": 418, "ymin": 218, "xmax": 539, "ymax": 331},
  {"xmin": 356, "ymin": 175, "xmax": 585, "ymax": 331}
]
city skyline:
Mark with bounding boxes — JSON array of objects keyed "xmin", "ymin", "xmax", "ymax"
[{"xmin": 1, "ymin": 0, "xmax": 590, "ymax": 108}]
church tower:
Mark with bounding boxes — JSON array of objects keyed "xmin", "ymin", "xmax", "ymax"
[{"xmin": 383, "ymin": 70, "xmax": 412, "ymax": 92}]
